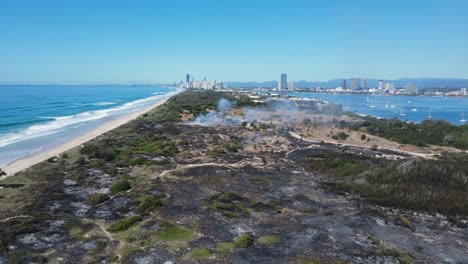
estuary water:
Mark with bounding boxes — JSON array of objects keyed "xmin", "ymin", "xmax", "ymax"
[
  {"xmin": 0, "ymin": 85, "xmax": 176, "ymax": 167},
  {"xmin": 281, "ymin": 92, "xmax": 468, "ymax": 125}
]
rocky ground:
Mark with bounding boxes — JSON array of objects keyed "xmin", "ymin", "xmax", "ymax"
[{"xmin": 0, "ymin": 91, "xmax": 466, "ymax": 264}]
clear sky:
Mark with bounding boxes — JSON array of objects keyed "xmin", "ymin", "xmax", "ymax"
[{"xmin": 1, "ymin": 0, "xmax": 467, "ymax": 84}]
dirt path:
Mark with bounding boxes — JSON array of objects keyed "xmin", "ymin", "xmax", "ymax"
[{"xmin": 289, "ymin": 132, "xmax": 435, "ymax": 159}]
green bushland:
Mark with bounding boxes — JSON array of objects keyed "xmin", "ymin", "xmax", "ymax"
[
  {"xmin": 110, "ymin": 179, "xmax": 131, "ymax": 193},
  {"xmin": 234, "ymin": 233, "xmax": 254, "ymax": 248},
  {"xmin": 85, "ymin": 193, "xmax": 110, "ymax": 205},
  {"xmin": 303, "ymin": 151, "xmax": 468, "ymax": 216},
  {"xmin": 344, "ymin": 117, "xmax": 468, "ymax": 149},
  {"xmin": 107, "ymin": 216, "xmax": 142, "ymax": 232},
  {"xmin": 79, "ymin": 144, "xmax": 117, "ymax": 161}
]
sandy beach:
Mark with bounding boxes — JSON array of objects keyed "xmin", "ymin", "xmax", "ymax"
[{"xmin": 1, "ymin": 89, "xmax": 182, "ymax": 178}]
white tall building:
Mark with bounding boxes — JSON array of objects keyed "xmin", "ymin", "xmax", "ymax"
[
  {"xmin": 288, "ymin": 81, "xmax": 295, "ymax": 91},
  {"xmin": 461, "ymin": 88, "xmax": 467, "ymax": 96}
]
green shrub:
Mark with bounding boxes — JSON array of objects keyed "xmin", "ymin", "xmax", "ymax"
[
  {"xmin": 137, "ymin": 196, "xmax": 163, "ymax": 215},
  {"xmin": 107, "ymin": 216, "xmax": 142, "ymax": 232},
  {"xmin": 110, "ymin": 179, "xmax": 131, "ymax": 193},
  {"xmin": 331, "ymin": 132, "xmax": 349, "ymax": 140},
  {"xmin": 75, "ymin": 156, "xmax": 86, "ymax": 165},
  {"xmin": 361, "ymin": 134, "xmax": 366, "ymax": 140},
  {"xmin": 128, "ymin": 157, "xmax": 148, "ymax": 166},
  {"xmin": 85, "ymin": 193, "xmax": 110, "ymax": 205},
  {"xmin": 234, "ymin": 233, "xmax": 254, "ymax": 248}
]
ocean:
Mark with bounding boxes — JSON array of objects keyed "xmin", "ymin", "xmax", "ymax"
[
  {"xmin": 280, "ymin": 92, "xmax": 468, "ymax": 125},
  {"xmin": 0, "ymin": 85, "xmax": 176, "ymax": 167}
]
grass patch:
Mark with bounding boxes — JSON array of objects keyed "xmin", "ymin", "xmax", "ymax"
[
  {"xmin": 155, "ymin": 225, "xmax": 196, "ymax": 241},
  {"xmin": 248, "ymin": 176, "xmax": 271, "ymax": 184},
  {"xmin": 188, "ymin": 247, "xmax": 211, "ymax": 259},
  {"xmin": 257, "ymin": 234, "xmax": 281, "ymax": 245},
  {"xmin": 216, "ymin": 242, "xmax": 236, "ymax": 252}
]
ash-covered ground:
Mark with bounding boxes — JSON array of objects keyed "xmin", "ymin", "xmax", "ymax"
[{"xmin": 0, "ymin": 91, "xmax": 466, "ymax": 264}]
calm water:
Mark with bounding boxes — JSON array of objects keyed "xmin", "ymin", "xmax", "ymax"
[
  {"xmin": 0, "ymin": 85, "xmax": 176, "ymax": 166},
  {"xmin": 281, "ymin": 92, "xmax": 468, "ymax": 125}
]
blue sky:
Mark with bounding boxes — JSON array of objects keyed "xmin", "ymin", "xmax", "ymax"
[{"xmin": 1, "ymin": 0, "xmax": 467, "ymax": 84}]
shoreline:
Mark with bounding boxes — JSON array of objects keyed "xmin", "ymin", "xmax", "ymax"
[{"xmin": 1, "ymin": 89, "xmax": 183, "ymax": 178}]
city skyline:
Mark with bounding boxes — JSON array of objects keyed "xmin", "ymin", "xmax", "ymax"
[{"xmin": 1, "ymin": 0, "xmax": 468, "ymax": 84}]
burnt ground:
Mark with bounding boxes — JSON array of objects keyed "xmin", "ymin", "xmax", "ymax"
[{"xmin": 0, "ymin": 121, "xmax": 467, "ymax": 264}]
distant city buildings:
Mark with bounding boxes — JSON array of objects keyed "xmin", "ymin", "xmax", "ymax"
[
  {"xmin": 178, "ymin": 74, "xmax": 223, "ymax": 90},
  {"xmin": 280, "ymin": 73, "xmax": 288, "ymax": 91},
  {"xmin": 403, "ymin": 84, "xmax": 419, "ymax": 95}
]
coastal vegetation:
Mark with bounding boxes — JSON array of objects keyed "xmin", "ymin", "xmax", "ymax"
[
  {"xmin": 303, "ymin": 151, "xmax": 468, "ymax": 216},
  {"xmin": 343, "ymin": 117, "xmax": 468, "ymax": 149}
]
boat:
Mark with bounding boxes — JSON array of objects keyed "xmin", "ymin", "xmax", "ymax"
[
  {"xmin": 428, "ymin": 108, "xmax": 432, "ymax": 119},
  {"xmin": 461, "ymin": 111, "xmax": 467, "ymax": 123},
  {"xmin": 365, "ymin": 96, "xmax": 370, "ymax": 104},
  {"xmin": 411, "ymin": 108, "xmax": 417, "ymax": 112},
  {"xmin": 399, "ymin": 107, "xmax": 406, "ymax": 117}
]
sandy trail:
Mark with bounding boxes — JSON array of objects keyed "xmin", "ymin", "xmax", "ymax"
[
  {"xmin": 289, "ymin": 132, "xmax": 435, "ymax": 159},
  {"xmin": 1, "ymin": 89, "xmax": 183, "ymax": 178}
]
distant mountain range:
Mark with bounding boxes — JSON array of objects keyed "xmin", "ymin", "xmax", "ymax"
[{"xmin": 224, "ymin": 78, "xmax": 468, "ymax": 90}]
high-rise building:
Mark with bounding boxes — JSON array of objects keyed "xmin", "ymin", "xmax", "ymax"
[
  {"xmin": 288, "ymin": 81, "xmax": 295, "ymax": 91},
  {"xmin": 361, "ymin": 79, "xmax": 367, "ymax": 90},
  {"xmin": 350, "ymin": 78, "xmax": 359, "ymax": 91},
  {"xmin": 378, "ymin": 80, "xmax": 384, "ymax": 91},
  {"xmin": 385, "ymin": 82, "xmax": 391, "ymax": 92},
  {"xmin": 280, "ymin": 73, "xmax": 288, "ymax": 91},
  {"xmin": 340, "ymin": 79, "xmax": 347, "ymax": 90},
  {"xmin": 461, "ymin": 88, "xmax": 467, "ymax": 96},
  {"xmin": 186, "ymin": 74, "xmax": 190, "ymax": 84}
]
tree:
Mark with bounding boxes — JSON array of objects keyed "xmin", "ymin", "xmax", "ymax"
[{"xmin": 0, "ymin": 169, "xmax": 6, "ymax": 177}]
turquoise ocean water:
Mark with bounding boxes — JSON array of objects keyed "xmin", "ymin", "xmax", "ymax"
[{"xmin": 0, "ymin": 85, "xmax": 176, "ymax": 167}]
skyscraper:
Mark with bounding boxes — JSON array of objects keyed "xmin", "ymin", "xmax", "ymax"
[
  {"xmin": 378, "ymin": 80, "xmax": 384, "ymax": 91},
  {"xmin": 185, "ymin": 74, "xmax": 190, "ymax": 86},
  {"xmin": 350, "ymin": 78, "xmax": 359, "ymax": 91},
  {"xmin": 340, "ymin": 79, "xmax": 347, "ymax": 90},
  {"xmin": 361, "ymin": 79, "xmax": 367, "ymax": 90},
  {"xmin": 280, "ymin": 73, "xmax": 287, "ymax": 91}
]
